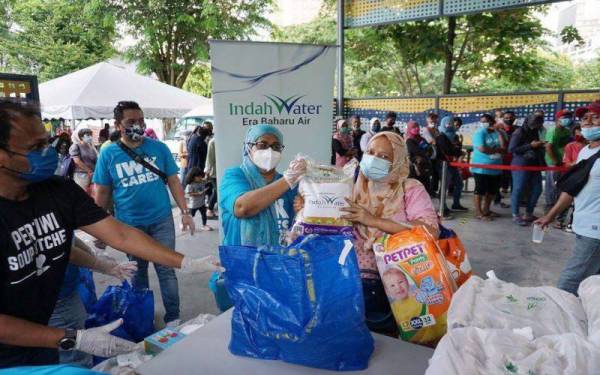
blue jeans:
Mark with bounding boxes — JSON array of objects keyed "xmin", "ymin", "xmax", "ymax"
[
  {"xmin": 557, "ymin": 235, "xmax": 600, "ymax": 295},
  {"xmin": 438, "ymin": 164, "xmax": 464, "ymax": 209},
  {"xmin": 545, "ymin": 170, "xmax": 559, "ymax": 208},
  {"xmin": 48, "ymin": 291, "xmax": 93, "ymax": 367},
  {"xmin": 511, "ymin": 170, "xmax": 542, "ymax": 217},
  {"xmin": 129, "ymin": 215, "xmax": 180, "ymax": 323}
]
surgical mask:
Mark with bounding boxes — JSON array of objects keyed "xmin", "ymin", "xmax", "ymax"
[
  {"xmin": 360, "ymin": 154, "xmax": 391, "ymax": 181},
  {"xmin": 251, "ymin": 148, "xmax": 281, "ymax": 171},
  {"xmin": 339, "ymin": 127, "xmax": 350, "ymax": 135},
  {"xmin": 2, "ymin": 146, "xmax": 58, "ymax": 183},
  {"xmin": 427, "ymin": 122, "xmax": 436, "ymax": 128},
  {"xmin": 124, "ymin": 124, "xmax": 145, "ymax": 141},
  {"xmin": 83, "ymin": 134, "xmax": 93, "ymax": 144},
  {"xmin": 559, "ymin": 118, "xmax": 573, "ymax": 127},
  {"xmin": 504, "ymin": 119, "xmax": 515, "ymax": 126},
  {"xmin": 371, "ymin": 124, "xmax": 381, "ymax": 133},
  {"xmin": 581, "ymin": 126, "xmax": 600, "ymax": 141},
  {"xmin": 479, "ymin": 122, "xmax": 490, "ymax": 129}
]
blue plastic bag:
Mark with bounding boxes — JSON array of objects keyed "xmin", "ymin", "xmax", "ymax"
[
  {"xmin": 77, "ymin": 268, "xmax": 97, "ymax": 314},
  {"xmin": 220, "ymin": 235, "xmax": 374, "ymax": 371},
  {"xmin": 85, "ymin": 281, "xmax": 154, "ymax": 342}
]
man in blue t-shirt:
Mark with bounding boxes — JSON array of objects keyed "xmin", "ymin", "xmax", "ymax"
[{"xmin": 93, "ymin": 101, "xmax": 195, "ymax": 326}]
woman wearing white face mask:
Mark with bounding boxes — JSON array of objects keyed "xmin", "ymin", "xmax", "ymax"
[
  {"xmin": 69, "ymin": 127, "xmax": 98, "ymax": 195},
  {"xmin": 219, "ymin": 124, "xmax": 307, "ymax": 247},
  {"xmin": 339, "ymin": 132, "xmax": 439, "ymax": 336}
]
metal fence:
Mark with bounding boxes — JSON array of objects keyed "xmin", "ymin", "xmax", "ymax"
[{"xmin": 341, "ymin": 89, "xmax": 600, "ymax": 145}]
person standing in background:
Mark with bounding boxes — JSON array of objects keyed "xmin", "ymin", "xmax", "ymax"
[
  {"xmin": 544, "ymin": 109, "xmax": 573, "ymax": 210},
  {"xmin": 406, "ymin": 120, "xmax": 435, "ymax": 195},
  {"xmin": 360, "ymin": 118, "xmax": 381, "ymax": 155},
  {"xmin": 178, "ymin": 129, "xmax": 193, "ymax": 183},
  {"xmin": 380, "ymin": 112, "xmax": 397, "ymax": 133},
  {"xmin": 98, "ymin": 123, "xmax": 110, "ymax": 145},
  {"xmin": 509, "ymin": 114, "xmax": 546, "ymax": 226},
  {"xmin": 205, "ymin": 131, "xmax": 218, "ymax": 217},
  {"xmin": 332, "ymin": 119, "xmax": 356, "ymax": 168},
  {"xmin": 350, "ymin": 115, "xmax": 365, "ymax": 161},
  {"xmin": 436, "ymin": 116, "xmax": 467, "ymax": 215},
  {"xmin": 69, "ymin": 128, "xmax": 97, "ymax": 195},
  {"xmin": 424, "ymin": 112, "xmax": 441, "ymax": 196},
  {"xmin": 471, "ymin": 114, "xmax": 504, "ymax": 221},
  {"xmin": 186, "ymin": 126, "xmax": 210, "ymax": 181}
]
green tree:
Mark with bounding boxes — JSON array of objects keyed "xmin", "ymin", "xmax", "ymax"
[
  {"xmin": 113, "ymin": 0, "xmax": 273, "ymax": 88},
  {"xmin": 183, "ymin": 63, "xmax": 212, "ymax": 98},
  {"xmin": 0, "ymin": 0, "xmax": 117, "ymax": 81}
]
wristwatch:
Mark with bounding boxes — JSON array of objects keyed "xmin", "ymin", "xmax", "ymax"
[{"xmin": 58, "ymin": 329, "xmax": 77, "ymax": 351}]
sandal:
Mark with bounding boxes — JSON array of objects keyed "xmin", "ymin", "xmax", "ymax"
[
  {"xmin": 484, "ymin": 211, "xmax": 500, "ymax": 218},
  {"xmin": 476, "ymin": 215, "xmax": 493, "ymax": 221}
]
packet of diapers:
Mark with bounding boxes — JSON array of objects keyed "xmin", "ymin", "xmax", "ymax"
[
  {"xmin": 292, "ymin": 160, "xmax": 356, "ymax": 237},
  {"xmin": 374, "ymin": 226, "xmax": 457, "ymax": 347}
]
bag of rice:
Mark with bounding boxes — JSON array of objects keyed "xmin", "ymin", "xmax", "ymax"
[
  {"xmin": 292, "ymin": 160, "xmax": 356, "ymax": 237},
  {"xmin": 374, "ymin": 226, "xmax": 457, "ymax": 347}
]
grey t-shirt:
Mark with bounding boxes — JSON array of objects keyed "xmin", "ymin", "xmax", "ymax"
[
  {"xmin": 185, "ymin": 181, "xmax": 208, "ymax": 209},
  {"xmin": 69, "ymin": 143, "xmax": 97, "ymax": 173}
]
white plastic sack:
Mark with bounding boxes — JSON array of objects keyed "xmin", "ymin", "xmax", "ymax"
[
  {"xmin": 426, "ymin": 327, "xmax": 600, "ymax": 375},
  {"xmin": 578, "ymin": 275, "xmax": 600, "ymax": 346},
  {"xmin": 448, "ymin": 275, "xmax": 587, "ymax": 338}
]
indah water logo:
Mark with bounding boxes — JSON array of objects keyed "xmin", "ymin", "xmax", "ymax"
[{"xmin": 229, "ymin": 94, "xmax": 322, "ymax": 116}]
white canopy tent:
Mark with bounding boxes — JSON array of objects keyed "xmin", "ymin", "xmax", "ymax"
[
  {"xmin": 181, "ymin": 100, "xmax": 214, "ymax": 118},
  {"xmin": 39, "ymin": 62, "xmax": 210, "ymax": 120}
]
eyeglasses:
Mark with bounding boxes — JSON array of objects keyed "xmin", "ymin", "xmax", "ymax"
[{"xmin": 247, "ymin": 141, "xmax": 285, "ymax": 152}]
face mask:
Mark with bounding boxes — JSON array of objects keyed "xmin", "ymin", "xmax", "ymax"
[
  {"xmin": 360, "ymin": 154, "xmax": 391, "ymax": 181},
  {"xmin": 251, "ymin": 148, "xmax": 282, "ymax": 171},
  {"xmin": 427, "ymin": 122, "xmax": 436, "ymax": 128},
  {"xmin": 504, "ymin": 119, "xmax": 515, "ymax": 126},
  {"xmin": 444, "ymin": 125, "xmax": 456, "ymax": 134},
  {"xmin": 479, "ymin": 122, "xmax": 490, "ymax": 129},
  {"xmin": 582, "ymin": 126, "xmax": 600, "ymax": 141},
  {"xmin": 339, "ymin": 127, "xmax": 350, "ymax": 135},
  {"xmin": 371, "ymin": 124, "xmax": 381, "ymax": 133},
  {"xmin": 124, "ymin": 124, "xmax": 145, "ymax": 141},
  {"xmin": 2, "ymin": 147, "xmax": 58, "ymax": 183},
  {"xmin": 83, "ymin": 134, "xmax": 93, "ymax": 144},
  {"xmin": 560, "ymin": 118, "xmax": 573, "ymax": 127},
  {"xmin": 409, "ymin": 127, "xmax": 420, "ymax": 136}
]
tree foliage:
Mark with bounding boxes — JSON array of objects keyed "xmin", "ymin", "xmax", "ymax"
[
  {"xmin": 0, "ymin": 0, "xmax": 117, "ymax": 81},
  {"xmin": 183, "ymin": 63, "xmax": 212, "ymax": 98},
  {"xmin": 113, "ymin": 0, "xmax": 273, "ymax": 88}
]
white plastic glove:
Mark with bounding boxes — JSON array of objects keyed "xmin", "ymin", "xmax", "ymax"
[
  {"xmin": 284, "ymin": 156, "xmax": 308, "ymax": 189},
  {"xmin": 180, "ymin": 255, "xmax": 225, "ymax": 273},
  {"xmin": 94, "ymin": 256, "xmax": 138, "ymax": 281},
  {"xmin": 75, "ymin": 319, "xmax": 139, "ymax": 358}
]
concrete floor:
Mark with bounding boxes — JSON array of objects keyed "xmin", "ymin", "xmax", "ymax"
[{"xmin": 81, "ymin": 187, "xmax": 576, "ymax": 328}]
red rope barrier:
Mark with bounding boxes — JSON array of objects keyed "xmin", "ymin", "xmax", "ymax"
[{"xmin": 448, "ymin": 161, "xmax": 569, "ymax": 172}]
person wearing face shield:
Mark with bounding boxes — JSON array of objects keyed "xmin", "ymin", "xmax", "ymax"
[
  {"xmin": 219, "ymin": 124, "xmax": 307, "ymax": 247},
  {"xmin": 508, "ymin": 113, "xmax": 546, "ymax": 226},
  {"xmin": 93, "ymin": 101, "xmax": 205, "ymax": 328},
  {"xmin": 536, "ymin": 100, "xmax": 600, "ymax": 295},
  {"xmin": 69, "ymin": 128, "xmax": 97, "ymax": 195},
  {"xmin": 0, "ymin": 100, "xmax": 222, "ymax": 369},
  {"xmin": 338, "ymin": 132, "xmax": 439, "ymax": 336},
  {"xmin": 544, "ymin": 109, "xmax": 574, "ymax": 211}
]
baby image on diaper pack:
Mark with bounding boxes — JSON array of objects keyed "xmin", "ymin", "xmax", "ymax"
[{"xmin": 374, "ymin": 226, "xmax": 456, "ymax": 347}]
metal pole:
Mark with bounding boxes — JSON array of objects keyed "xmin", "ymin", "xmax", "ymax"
[
  {"xmin": 336, "ymin": 0, "xmax": 345, "ymax": 118},
  {"xmin": 439, "ymin": 161, "xmax": 448, "ymax": 217}
]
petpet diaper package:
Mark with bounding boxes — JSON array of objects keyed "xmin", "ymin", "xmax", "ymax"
[
  {"xmin": 374, "ymin": 226, "xmax": 457, "ymax": 347},
  {"xmin": 293, "ymin": 161, "xmax": 356, "ymax": 237}
]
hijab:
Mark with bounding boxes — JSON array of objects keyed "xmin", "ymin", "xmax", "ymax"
[
  {"xmin": 367, "ymin": 117, "xmax": 381, "ymax": 136},
  {"xmin": 333, "ymin": 119, "xmax": 353, "ymax": 150},
  {"xmin": 238, "ymin": 124, "xmax": 284, "ymax": 246},
  {"xmin": 439, "ymin": 115, "xmax": 456, "ymax": 138},
  {"xmin": 353, "ymin": 132, "xmax": 412, "ymax": 251}
]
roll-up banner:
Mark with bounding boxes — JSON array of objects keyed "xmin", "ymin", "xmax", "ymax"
[{"xmin": 210, "ymin": 40, "xmax": 337, "ymax": 184}]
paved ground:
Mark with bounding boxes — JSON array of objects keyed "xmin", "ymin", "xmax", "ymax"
[{"xmin": 80, "ymin": 185, "xmax": 575, "ymax": 328}]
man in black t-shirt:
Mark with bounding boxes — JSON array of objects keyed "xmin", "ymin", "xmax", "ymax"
[{"xmin": 0, "ymin": 100, "xmax": 223, "ymax": 368}]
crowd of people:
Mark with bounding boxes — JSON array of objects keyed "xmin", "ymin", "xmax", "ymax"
[{"xmin": 0, "ymin": 96, "xmax": 598, "ymax": 371}]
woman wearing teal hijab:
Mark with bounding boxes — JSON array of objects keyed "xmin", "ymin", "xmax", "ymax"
[
  {"xmin": 436, "ymin": 115, "xmax": 467, "ymax": 215},
  {"xmin": 219, "ymin": 124, "xmax": 307, "ymax": 246}
]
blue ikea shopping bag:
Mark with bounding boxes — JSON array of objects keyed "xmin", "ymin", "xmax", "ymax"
[
  {"xmin": 77, "ymin": 268, "xmax": 97, "ymax": 314},
  {"xmin": 220, "ymin": 235, "xmax": 374, "ymax": 371},
  {"xmin": 85, "ymin": 281, "xmax": 154, "ymax": 342}
]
